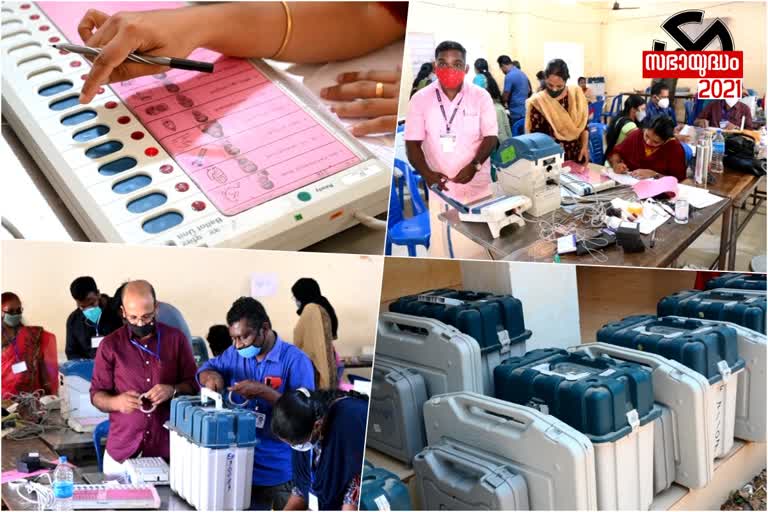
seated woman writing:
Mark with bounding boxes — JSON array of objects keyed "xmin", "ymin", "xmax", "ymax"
[
  {"xmin": 606, "ymin": 115, "xmax": 687, "ymax": 181},
  {"xmin": 526, "ymin": 59, "xmax": 590, "ymax": 163}
]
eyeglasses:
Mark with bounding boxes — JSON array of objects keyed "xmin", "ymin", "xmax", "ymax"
[{"xmin": 124, "ymin": 313, "xmax": 155, "ymax": 325}]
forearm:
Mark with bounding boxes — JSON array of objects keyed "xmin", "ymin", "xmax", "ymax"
[
  {"xmin": 91, "ymin": 390, "xmax": 117, "ymax": 413},
  {"xmin": 283, "ymin": 495, "xmax": 306, "ymax": 511},
  {"xmin": 474, "ymin": 136, "xmax": 498, "ymax": 163},
  {"xmin": 262, "ymin": 388, "xmax": 281, "ymax": 405},
  {"xmin": 198, "ymin": 370, "xmax": 221, "ymax": 387},
  {"xmin": 193, "ymin": 2, "xmax": 403, "ymax": 63},
  {"xmin": 405, "ymin": 141, "xmax": 434, "ymax": 177},
  {"xmin": 579, "ymin": 130, "xmax": 589, "ymax": 147}
]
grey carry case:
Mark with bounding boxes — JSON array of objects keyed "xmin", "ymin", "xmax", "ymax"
[
  {"xmin": 376, "ymin": 313, "xmax": 484, "ymax": 396},
  {"xmin": 414, "ymin": 439, "xmax": 530, "ymax": 510},
  {"xmin": 423, "ymin": 392, "xmax": 598, "ymax": 510},
  {"xmin": 368, "ymin": 359, "xmax": 428, "ymax": 465}
]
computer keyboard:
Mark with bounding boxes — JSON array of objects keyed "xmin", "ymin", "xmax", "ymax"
[{"xmin": 71, "ymin": 483, "xmax": 161, "ymax": 509}]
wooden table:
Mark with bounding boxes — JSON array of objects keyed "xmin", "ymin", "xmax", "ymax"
[
  {"xmin": 1, "ymin": 436, "xmax": 74, "ymax": 510},
  {"xmin": 439, "ymin": 187, "xmax": 730, "ymax": 267},
  {"xmin": 692, "ymin": 170, "xmax": 766, "ymax": 270}
]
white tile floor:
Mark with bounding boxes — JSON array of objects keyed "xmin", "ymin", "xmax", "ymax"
[{"xmin": 391, "ymin": 195, "xmax": 767, "ymax": 269}]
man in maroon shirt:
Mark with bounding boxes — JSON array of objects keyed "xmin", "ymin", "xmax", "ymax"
[{"xmin": 90, "ymin": 280, "xmax": 198, "ymax": 479}]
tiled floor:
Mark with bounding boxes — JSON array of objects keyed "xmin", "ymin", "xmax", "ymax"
[{"xmin": 392, "ymin": 195, "xmax": 767, "ymax": 269}]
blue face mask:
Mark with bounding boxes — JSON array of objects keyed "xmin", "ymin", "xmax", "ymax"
[
  {"xmin": 83, "ymin": 306, "xmax": 102, "ymax": 325},
  {"xmin": 237, "ymin": 344, "xmax": 262, "ymax": 359}
]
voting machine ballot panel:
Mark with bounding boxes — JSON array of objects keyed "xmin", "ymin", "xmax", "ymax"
[{"xmin": 1, "ymin": 2, "xmax": 389, "ymax": 249}]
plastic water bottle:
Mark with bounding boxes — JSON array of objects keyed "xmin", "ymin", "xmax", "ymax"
[
  {"xmin": 711, "ymin": 129, "xmax": 725, "ymax": 174},
  {"xmin": 53, "ymin": 456, "xmax": 74, "ymax": 511}
]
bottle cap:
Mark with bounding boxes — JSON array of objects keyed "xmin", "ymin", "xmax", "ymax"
[{"xmin": 59, "ymin": 455, "xmax": 67, "ymax": 464}]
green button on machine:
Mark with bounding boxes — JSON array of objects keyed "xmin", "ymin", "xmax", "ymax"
[{"xmin": 297, "ymin": 191, "xmax": 311, "ymax": 202}]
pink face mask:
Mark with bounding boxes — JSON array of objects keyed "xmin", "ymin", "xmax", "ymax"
[{"xmin": 435, "ymin": 67, "xmax": 466, "ymax": 89}]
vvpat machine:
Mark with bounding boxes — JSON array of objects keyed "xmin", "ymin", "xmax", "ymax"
[
  {"xmin": 493, "ymin": 133, "xmax": 565, "ymax": 217},
  {"xmin": 58, "ymin": 360, "xmax": 108, "ymax": 432}
]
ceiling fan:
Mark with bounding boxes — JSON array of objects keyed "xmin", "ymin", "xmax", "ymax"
[{"xmin": 597, "ymin": 1, "xmax": 640, "ymax": 10}]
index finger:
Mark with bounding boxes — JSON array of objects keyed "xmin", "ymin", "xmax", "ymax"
[
  {"xmin": 77, "ymin": 9, "xmax": 110, "ymax": 44},
  {"xmin": 80, "ymin": 34, "xmax": 136, "ymax": 103}
]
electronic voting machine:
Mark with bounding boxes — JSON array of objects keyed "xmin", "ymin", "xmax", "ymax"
[{"xmin": 1, "ymin": 2, "xmax": 389, "ymax": 250}]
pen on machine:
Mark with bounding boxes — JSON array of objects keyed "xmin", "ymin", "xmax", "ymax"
[{"xmin": 51, "ymin": 43, "xmax": 215, "ymax": 73}]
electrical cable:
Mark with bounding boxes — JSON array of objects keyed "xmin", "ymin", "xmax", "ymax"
[
  {"xmin": 352, "ymin": 211, "xmax": 387, "ymax": 230},
  {"xmin": 1, "ymin": 217, "xmax": 25, "ymax": 239}
]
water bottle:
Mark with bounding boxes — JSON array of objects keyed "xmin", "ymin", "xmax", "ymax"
[
  {"xmin": 711, "ymin": 129, "xmax": 725, "ymax": 174},
  {"xmin": 52, "ymin": 456, "xmax": 74, "ymax": 511},
  {"xmin": 694, "ymin": 137, "xmax": 709, "ymax": 187}
]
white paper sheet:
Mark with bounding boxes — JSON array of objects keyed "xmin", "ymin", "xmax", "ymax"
[
  {"xmin": 677, "ymin": 183, "xmax": 726, "ymax": 209},
  {"xmin": 250, "ymin": 273, "xmax": 279, "ymax": 298},
  {"xmin": 603, "ymin": 169, "xmax": 639, "ymax": 186}
]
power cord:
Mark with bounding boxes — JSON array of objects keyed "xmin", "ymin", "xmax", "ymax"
[
  {"xmin": 11, "ymin": 472, "xmax": 55, "ymax": 511},
  {"xmin": 352, "ymin": 211, "xmax": 387, "ymax": 230}
]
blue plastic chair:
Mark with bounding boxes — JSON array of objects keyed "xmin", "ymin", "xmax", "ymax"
[
  {"xmin": 588, "ymin": 122, "xmax": 606, "ymax": 165},
  {"xmin": 512, "ymin": 118, "xmax": 525, "ymax": 136},
  {"xmin": 602, "ymin": 94, "xmax": 623, "ymax": 124},
  {"xmin": 393, "ymin": 158, "xmax": 427, "ymax": 212},
  {"xmin": 589, "ymin": 99, "xmax": 605, "ymax": 124},
  {"xmin": 683, "ymin": 142, "xmax": 693, "ymax": 165},
  {"xmin": 93, "ymin": 420, "xmax": 110, "ymax": 472},
  {"xmin": 385, "ymin": 167, "xmax": 430, "ymax": 256}
]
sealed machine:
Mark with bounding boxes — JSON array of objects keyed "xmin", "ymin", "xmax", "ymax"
[
  {"xmin": 423, "ymin": 392, "xmax": 598, "ymax": 511},
  {"xmin": 414, "ymin": 439, "xmax": 530, "ymax": 510},
  {"xmin": 368, "ymin": 359, "xmax": 428, "ymax": 465},
  {"xmin": 166, "ymin": 389, "xmax": 258, "ymax": 511},
  {"xmin": 1, "ymin": 2, "xmax": 389, "ymax": 250},
  {"xmin": 376, "ymin": 313, "xmax": 484, "ymax": 397},
  {"xmin": 360, "ymin": 467, "xmax": 412, "ymax": 511},
  {"xmin": 596, "ymin": 315, "xmax": 745, "ymax": 459},
  {"xmin": 493, "ymin": 133, "xmax": 565, "ymax": 217},
  {"xmin": 389, "ymin": 289, "xmax": 531, "ymax": 394},
  {"xmin": 657, "ymin": 288, "xmax": 767, "ymax": 334},
  {"xmin": 494, "ymin": 349, "xmax": 659, "ymax": 511},
  {"xmin": 574, "ymin": 343, "xmax": 716, "ymax": 491},
  {"xmin": 705, "ymin": 273, "xmax": 767, "ymax": 291},
  {"xmin": 58, "ymin": 360, "xmax": 108, "ymax": 432}
]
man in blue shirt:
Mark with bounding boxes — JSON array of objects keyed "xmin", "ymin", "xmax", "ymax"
[
  {"xmin": 197, "ymin": 297, "xmax": 315, "ymax": 510},
  {"xmin": 497, "ymin": 55, "xmax": 528, "ymax": 126},
  {"xmin": 644, "ymin": 82, "xmax": 690, "ymax": 142}
]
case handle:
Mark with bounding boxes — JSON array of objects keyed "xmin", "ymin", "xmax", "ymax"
[
  {"xmin": 200, "ymin": 387, "xmax": 223, "ymax": 409},
  {"xmin": 438, "ymin": 393, "xmax": 533, "ymax": 431},
  {"xmin": 379, "ymin": 313, "xmax": 452, "ymax": 343},
  {"xmin": 426, "ymin": 448, "xmax": 488, "ymax": 484}
]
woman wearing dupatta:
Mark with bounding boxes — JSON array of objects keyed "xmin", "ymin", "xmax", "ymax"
[
  {"xmin": 607, "ymin": 115, "xmax": 687, "ymax": 182},
  {"xmin": 2, "ymin": 292, "xmax": 58, "ymax": 400},
  {"xmin": 526, "ymin": 59, "xmax": 590, "ymax": 163}
]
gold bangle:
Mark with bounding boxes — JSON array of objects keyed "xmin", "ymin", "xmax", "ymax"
[{"xmin": 272, "ymin": 1, "xmax": 293, "ymax": 60}]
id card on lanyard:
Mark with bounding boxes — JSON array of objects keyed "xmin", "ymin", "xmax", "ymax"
[
  {"xmin": 436, "ymin": 89, "xmax": 463, "ymax": 154},
  {"xmin": 129, "ymin": 328, "xmax": 162, "ymax": 361},
  {"xmin": 308, "ymin": 447, "xmax": 319, "ymax": 511},
  {"xmin": 8, "ymin": 336, "xmax": 27, "ymax": 374}
]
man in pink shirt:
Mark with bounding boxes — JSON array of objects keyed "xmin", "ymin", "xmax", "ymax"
[{"xmin": 405, "ymin": 40, "xmax": 498, "ymax": 259}]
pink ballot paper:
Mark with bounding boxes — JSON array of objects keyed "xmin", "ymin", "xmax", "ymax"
[
  {"xmin": 39, "ymin": 2, "xmax": 362, "ymax": 216},
  {"xmin": 632, "ymin": 176, "xmax": 679, "ymax": 200},
  {"xmin": 563, "ymin": 161, "xmax": 612, "ymax": 184}
]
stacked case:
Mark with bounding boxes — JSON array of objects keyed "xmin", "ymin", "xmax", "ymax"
[
  {"xmin": 657, "ymin": 288, "xmax": 766, "ymax": 334},
  {"xmin": 389, "ymin": 289, "xmax": 531, "ymax": 394},
  {"xmin": 167, "ymin": 389, "xmax": 258, "ymax": 511},
  {"xmin": 705, "ymin": 274, "xmax": 767, "ymax": 291},
  {"xmin": 596, "ymin": 315, "xmax": 744, "ymax": 459},
  {"xmin": 360, "ymin": 466, "xmax": 412, "ymax": 511},
  {"xmin": 493, "ymin": 349, "xmax": 660, "ymax": 510}
]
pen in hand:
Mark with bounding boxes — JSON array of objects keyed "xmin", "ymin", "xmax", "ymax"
[{"xmin": 51, "ymin": 43, "xmax": 215, "ymax": 73}]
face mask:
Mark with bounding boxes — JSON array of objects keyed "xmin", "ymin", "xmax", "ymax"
[
  {"xmin": 83, "ymin": 306, "xmax": 102, "ymax": 325},
  {"xmin": 725, "ymin": 97, "xmax": 739, "ymax": 108},
  {"xmin": 435, "ymin": 67, "xmax": 466, "ymax": 89},
  {"xmin": 127, "ymin": 321, "xmax": 155, "ymax": 339},
  {"xmin": 237, "ymin": 344, "xmax": 262, "ymax": 359},
  {"xmin": 3, "ymin": 314, "xmax": 22, "ymax": 327},
  {"xmin": 658, "ymin": 98, "xmax": 670, "ymax": 109},
  {"xmin": 636, "ymin": 109, "xmax": 647, "ymax": 123},
  {"xmin": 547, "ymin": 88, "xmax": 564, "ymax": 98}
]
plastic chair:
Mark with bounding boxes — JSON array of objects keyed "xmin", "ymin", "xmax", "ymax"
[
  {"xmin": 512, "ymin": 118, "xmax": 525, "ymax": 136},
  {"xmin": 93, "ymin": 420, "xmax": 110, "ymax": 472},
  {"xmin": 385, "ymin": 168, "xmax": 430, "ymax": 256},
  {"xmin": 602, "ymin": 94, "xmax": 623, "ymax": 124},
  {"xmin": 393, "ymin": 158, "xmax": 427, "ymax": 211},
  {"xmin": 683, "ymin": 142, "xmax": 693, "ymax": 165},
  {"xmin": 587, "ymin": 122, "xmax": 606, "ymax": 165},
  {"xmin": 589, "ymin": 99, "xmax": 605, "ymax": 124}
]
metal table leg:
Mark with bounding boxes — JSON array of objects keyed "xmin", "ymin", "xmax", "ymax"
[
  {"xmin": 717, "ymin": 206, "xmax": 732, "ymax": 270},
  {"xmin": 727, "ymin": 205, "xmax": 739, "ymax": 270}
]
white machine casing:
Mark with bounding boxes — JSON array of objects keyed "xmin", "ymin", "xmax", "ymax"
[
  {"xmin": 665, "ymin": 317, "xmax": 767, "ymax": 443},
  {"xmin": 125, "ymin": 457, "xmax": 170, "ymax": 486},
  {"xmin": 423, "ymin": 392, "xmax": 598, "ymax": 511},
  {"xmin": 1, "ymin": 3, "xmax": 388, "ymax": 250},
  {"xmin": 575, "ymin": 343, "xmax": 715, "ymax": 491},
  {"xmin": 168, "ymin": 389, "xmax": 256, "ymax": 511},
  {"xmin": 457, "ymin": 195, "xmax": 532, "ymax": 238},
  {"xmin": 493, "ymin": 133, "xmax": 567, "ymax": 218},
  {"xmin": 58, "ymin": 361, "xmax": 108, "ymax": 433}
]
